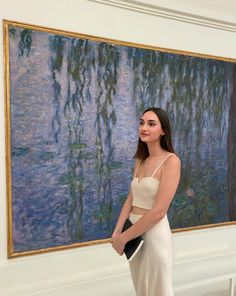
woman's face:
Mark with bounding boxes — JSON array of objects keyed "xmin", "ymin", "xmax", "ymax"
[{"xmin": 139, "ymin": 111, "xmax": 164, "ymax": 143}]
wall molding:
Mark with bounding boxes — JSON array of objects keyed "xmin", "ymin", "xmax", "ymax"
[
  {"xmin": 89, "ymin": 0, "xmax": 236, "ymax": 32},
  {"xmin": 1, "ymin": 225, "xmax": 236, "ymax": 296}
]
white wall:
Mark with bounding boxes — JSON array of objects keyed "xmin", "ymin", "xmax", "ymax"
[{"xmin": 1, "ymin": 1, "xmax": 236, "ymax": 295}]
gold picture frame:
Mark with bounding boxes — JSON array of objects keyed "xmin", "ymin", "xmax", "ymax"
[{"xmin": 3, "ymin": 19, "xmax": 236, "ymax": 258}]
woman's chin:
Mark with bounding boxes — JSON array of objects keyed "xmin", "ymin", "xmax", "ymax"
[{"xmin": 140, "ymin": 137, "xmax": 150, "ymax": 143}]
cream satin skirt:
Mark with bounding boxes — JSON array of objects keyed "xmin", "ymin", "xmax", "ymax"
[{"xmin": 129, "ymin": 213, "xmax": 174, "ymax": 296}]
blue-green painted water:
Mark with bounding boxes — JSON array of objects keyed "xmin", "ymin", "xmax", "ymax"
[{"xmin": 8, "ymin": 26, "xmax": 234, "ymax": 253}]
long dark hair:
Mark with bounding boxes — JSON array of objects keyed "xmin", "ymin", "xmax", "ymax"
[{"xmin": 134, "ymin": 107, "xmax": 175, "ymax": 160}]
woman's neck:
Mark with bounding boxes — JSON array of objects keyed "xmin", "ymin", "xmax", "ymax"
[{"xmin": 147, "ymin": 142, "xmax": 165, "ymax": 157}]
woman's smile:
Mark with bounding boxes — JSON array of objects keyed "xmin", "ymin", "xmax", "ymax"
[{"xmin": 141, "ymin": 132, "xmax": 150, "ymax": 136}]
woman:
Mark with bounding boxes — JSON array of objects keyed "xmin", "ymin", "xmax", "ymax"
[{"xmin": 112, "ymin": 107, "xmax": 181, "ymax": 296}]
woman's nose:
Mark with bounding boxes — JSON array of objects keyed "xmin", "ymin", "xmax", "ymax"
[{"xmin": 140, "ymin": 124, "xmax": 147, "ymax": 131}]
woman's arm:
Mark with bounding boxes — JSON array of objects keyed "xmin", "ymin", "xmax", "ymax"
[
  {"xmin": 111, "ymin": 191, "xmax": 133, "ymax": 239},
  {"xmin": 112, "ymin": 154, "xmax": 181, "ymax": 255},
  {"xmin": 111, "ymin": 159, "xmax": 140, "ymax": 240}
]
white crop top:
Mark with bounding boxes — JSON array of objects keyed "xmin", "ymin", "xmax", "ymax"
[{"xmin": 131, "ymin": 154, "xmax": 174, "ymax": 210}]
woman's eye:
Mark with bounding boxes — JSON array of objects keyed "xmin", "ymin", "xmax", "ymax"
[
  {"xmin": 139, "ymin": 121, "xmax": 144, "ymax": 125},
  {"xmin": 149, "ymin": 123, "xmax": 155, "ymax": 126}
]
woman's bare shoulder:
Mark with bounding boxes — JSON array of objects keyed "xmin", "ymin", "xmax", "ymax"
[
  {"xmin": 133, "ymin": 158, "xmax": 142, "ymax": 171},
  {"xmin": 165, "ymin": 154, "xmax": 181, "ymax": 168},
  {"xmin": 134, "ymin": 157, "xmax": 142, "ymax": 165},
  {"xmin": 160, "ymin": 154, "xmax": 181, "ymax": 181}
]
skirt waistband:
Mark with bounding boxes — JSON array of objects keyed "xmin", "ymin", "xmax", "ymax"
[{"xmin": 129, "ymin": 212, "xmax": 143, "ymax": 224}]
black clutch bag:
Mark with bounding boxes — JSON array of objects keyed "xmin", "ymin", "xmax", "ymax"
[{"xmin": 122, "ymin": 218, "xmax": 144, "ymax": 261}]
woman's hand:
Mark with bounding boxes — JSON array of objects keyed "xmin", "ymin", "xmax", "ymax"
[{"xmin": 112, "ymin": 234, "xmax": 126, "ymax": 256}]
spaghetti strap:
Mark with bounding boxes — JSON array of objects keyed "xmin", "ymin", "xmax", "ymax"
[
  {"xmin": 151, "ymin": 153, "xmax": 174, "ymax": 177},
  {"xmin": 134, "ymin": 159, "xmax": 142, "ymax": 177}
]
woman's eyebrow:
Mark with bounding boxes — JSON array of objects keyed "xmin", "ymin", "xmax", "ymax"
[{"xmin": 140, "ymin": 118, "xmax": 157, "ymax": 122}]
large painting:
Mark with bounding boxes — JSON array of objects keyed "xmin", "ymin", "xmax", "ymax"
[{"xmin": 3, "ymin": 20, "xmax": 236, "ymax": 258}]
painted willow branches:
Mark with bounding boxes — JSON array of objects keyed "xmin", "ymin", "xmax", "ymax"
[{"xmin": 5, "ymin": 22, "xmax": 236, "ymax": 256}]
